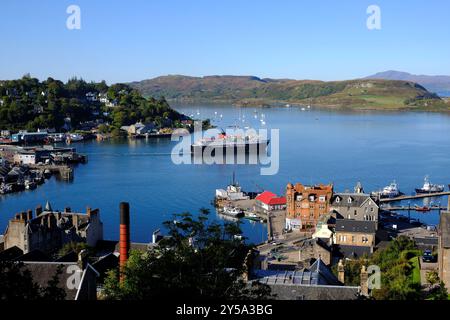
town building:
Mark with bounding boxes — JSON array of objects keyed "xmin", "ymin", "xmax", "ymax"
[
  {"xmin": 11, "ymin": 131, "xmax": 48, "ymax": 144},
  {"xmin": 250, "ymin": 258, "xmax": 360, "ymax": 300},
  {"xmin": 2, "ymin": 203, "xmax": 103, "ymax": 254},
  {"xmin": 285, "ymin": 183, "xmax": 333, "ymax": 231},
  {"xmin": 438, "ymin": 207, "xmax": 450, "ymax": 291},
  {"xmin": 330, "ymin": 183, "xmax": 379, "ymax": 226},
  {"xmin": 335, "ymin": 219, "xmax": 377, "ymax": 258},
  {"xmin": 255, "ymin": 191, "xmax": 286, "ymax": 213}
]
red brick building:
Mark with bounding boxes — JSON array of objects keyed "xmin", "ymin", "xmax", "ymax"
[{"xmin": 285, "ymin": 183, "xmax": 333, "ymax": 231}]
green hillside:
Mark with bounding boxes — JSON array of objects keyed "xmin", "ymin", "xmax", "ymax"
[{"xmin": 129, "ymin": 75, "xmax": 450, "ymax": 111}]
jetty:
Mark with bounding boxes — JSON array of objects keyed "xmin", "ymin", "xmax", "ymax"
[
  {"xmin": 379, "ymin": 191, "xmax": 450, "ymax": 203},
  {"xmin": 381, "ymin": 206, "xmax": 447, "ymax": 211},
  {"xmin": 29, "ymin": 164, "xmax": 73, "ymax": 181}
]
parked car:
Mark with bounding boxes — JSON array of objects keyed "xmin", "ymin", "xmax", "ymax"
[{"xmin": 422, "ymin": 250, "xmax": 435, "ymax": 263}]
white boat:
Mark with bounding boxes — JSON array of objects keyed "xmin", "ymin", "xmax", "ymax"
[
  {"xmin": 222, "ymin": 206, "xmax": 243, "ymax": 217},
  {"xmin": 372, "ymin": 181, "xmax": 402, "ymax": 198},
  {"xmin": 415, "ymin": 176, "xmax": 444, "ymax": 194}
]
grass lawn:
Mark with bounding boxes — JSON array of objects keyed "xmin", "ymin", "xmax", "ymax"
[{"xmin": 409, "ymin": 256, "xmax": 421, "ymax": 285}]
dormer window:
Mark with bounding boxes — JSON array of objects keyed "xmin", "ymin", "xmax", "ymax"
[
  {"xmin": 336, "ymin": 197, "xmax": 340, "ymax": 203},
  {"xmin": 347, "ymin": 197, "xmax": 352, "ymax": 204}
]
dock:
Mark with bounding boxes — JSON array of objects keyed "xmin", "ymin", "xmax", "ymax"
[
  {"xmin": 379, "ymin": 191, "xmax": 450, "ymax": 203},
  {"xmin": 29, "ymin": 164, "xmax": 73, "ymax": 181},
  {"xmin": 381, "ymin": 206, "xmax": 447, "ymax": 211}
]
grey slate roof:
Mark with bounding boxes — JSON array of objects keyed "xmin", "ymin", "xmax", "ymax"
[
  {"xmin": 331, "ymin": 193, "xmax": 374, "ymax": 208},
  {"xmin": 337, "ymin": 245, "xmax": 372, "ymax": 259},
  {"xmin": 335, "ymin": 219, "xmax": 377, "ymax": 234},
  {"xmin": 262, "ymin": 283, "xmax": 360, "ymax": 300},
  {"xmin": 252, "ymin": 258, "xmax": 340, "ymax": 286},
  {"xmin": 440, "ymin": 211, "xmax": 450, "ymax": 248}
]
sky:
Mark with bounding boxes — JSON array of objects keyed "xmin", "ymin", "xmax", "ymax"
[{"xmin": 0, "ymin": 0, "xmax": 450, "ymax": 83}]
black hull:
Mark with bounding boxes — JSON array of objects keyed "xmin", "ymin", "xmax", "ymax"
[
  {"xmin": 191, "ymin": 141, "xmax": 270, "ymax": 154},
  {"xmin": 415, "ymin": 189, "xmax": 444, "ymax": 194}
]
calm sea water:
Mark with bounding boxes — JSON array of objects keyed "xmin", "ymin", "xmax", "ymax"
[{"xmin": 1, "ymin": 105, "xmax": 450, "ymax": 244}]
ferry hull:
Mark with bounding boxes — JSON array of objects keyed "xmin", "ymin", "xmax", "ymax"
[{"xmin": 191, "ymin": 140, "xmax": 270, "ymax": 154}]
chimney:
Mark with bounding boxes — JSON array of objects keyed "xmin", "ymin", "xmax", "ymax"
[
  {"xmin": 78, "ymin": 249, "xmax": 88, "ymax": 270},
  {"xmin": 64, "ymin": 207, "xmax": 71, "ymax": 213},
  {"xmin": 119, "ymin": 202, "xmax": 130, "ymax": 281},
  {"xmin": 360, "ymin": 265, "xmax": 369, "ymax": 297},
  {"xmin": 35, "ymin": 205, "xmax": 42, "ymax": 216},
  {"xmin": 15, "ymin": 213, "xmax": 20, "ymax": 220},
  {"xmin": 56, "ymin": 212, "xmax": 62, "ymax": 220},
  {"xmin": 338, "ymin": 259, "xmax": 345, "ymax": 284},
  {"xmin": 73, "ymin": 214, "xmax": 79, "ymax": 229},
  {"xmin": 20, "ymin": 212, "xmax": 27, "ymax": 221},
  {"xmin": 27, "ymin": 210, "xmax": 33, "ymax": 221},
  {"xmin": 87, "ymin": 207, "xmax": 92, "ymax": 217}
]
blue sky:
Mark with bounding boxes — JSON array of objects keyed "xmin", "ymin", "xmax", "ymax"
[{"xmin": 1, "ymin": 0, "xmax": 449, "ymax": 83}]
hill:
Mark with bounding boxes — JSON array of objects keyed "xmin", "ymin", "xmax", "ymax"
[
  {"xmin": 365, "ymin": 70, "xmax": 450, "ymax": 97},
  {"xmin": 129, "ymin": 75, "xmax": 449, "ymax": 111},
  {"xmin": 0, "ymin": 76, "xmax": 184, "ymax": 132}
]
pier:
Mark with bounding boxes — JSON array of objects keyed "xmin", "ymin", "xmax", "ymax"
[
  {"xmin": 381, "ymin": 206, "xmax": 447, "ymax": 211},
  {"xmin": 29, "ymin": 164, "xmax": 74, "ymax": 181},
  {"xmin": 379, "ymin": 191, "xmax": 450, "ymax": 203}
]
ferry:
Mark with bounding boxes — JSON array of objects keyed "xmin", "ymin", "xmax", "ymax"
[
  {"xmin": 415, "ymin": 176, "xmax": 444, "ymax": 194},
  {"xmin": 191, "ymin": 131, "xmax": 270, "ymax": 154}
]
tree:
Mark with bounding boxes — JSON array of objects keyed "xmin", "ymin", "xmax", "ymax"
[
  {"xmin": 102, "ymin": 209, "xmax": 272, "ymax": 300},
  {"xmin": 0, "ymin": 260, "xmax": 66, "ymax": 300}
]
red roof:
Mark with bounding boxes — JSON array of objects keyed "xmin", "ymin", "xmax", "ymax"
[{"xmin": 256, "ymin": 191, "xmax": 286, "ymax": 206}]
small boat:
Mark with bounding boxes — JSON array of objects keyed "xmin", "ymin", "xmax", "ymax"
[
  {"xmin": 25, "ymin": 180, "xmax": 37, "ymax": 190},
  {"xmin": 222, "ymin": 206, "xmax": 244, "ymax": 218},
  {"xmin": 415, "ymin": 205, "xmax": 431, "ymax": 212},
  {"xmin": 415, "ymin": 176, "xmax": 444, "ymax": 194}
]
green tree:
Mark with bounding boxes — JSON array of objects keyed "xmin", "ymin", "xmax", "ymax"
[{"xmin": 103, "ymin": 209, "xmax": 272, "ymax": 300}]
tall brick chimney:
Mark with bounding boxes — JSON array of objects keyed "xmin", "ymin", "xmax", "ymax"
[{"xmin": 119, "ymin": 202, "xmax": 130, "ymax": 281}]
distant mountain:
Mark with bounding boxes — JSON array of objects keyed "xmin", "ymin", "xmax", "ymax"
[
  {"xmin": 129, "ymin": 75, "xmax": 449, "ymax": 111},
  {"xmin": 365, "ymin": 71, "xmax": 450, "ymax": 96}
]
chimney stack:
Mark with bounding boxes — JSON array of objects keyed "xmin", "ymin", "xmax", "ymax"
[
  {"xmin": 27, "ymin": 210, "xmax": 33, "ymax": 221},
  {"xmin": 338, "ymin": 259, "xmax": 345, "ymax": 284},
  {"xmin": 64, "ymin": 207, "xmax": 71, "ymax": 213},
  {"xmin": 119, "ymin": 202, "xmax": 130, "ymax": 281},
  {"xmin": 35, "ymin": 205, "xmax": 42, "ymax": 216},
  {"xmin": 20, "ymin": 212, "xmax": 27, "ymax": 221},
  {"xmin": 360, "ymin": 265, "xmax": 369, "ymax": 297}
]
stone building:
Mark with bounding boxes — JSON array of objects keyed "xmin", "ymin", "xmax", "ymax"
[
  {"xmin": 438, "ymin": 208, "xmax": 450, "ymax": 291},
  {"xmin": 2, "ymin": 203, "xmax": 103, "ymax": 254},
  {"xmin": 335, "ymin": 219, "xmax": 377, "ymax": 258},
  {"xmin": 286, "ymin": 183, "xmax": 333, "ymax": 231},
  {"xmin": 330, "ymin": 183, "xmax": 379, "ymax": 226}
]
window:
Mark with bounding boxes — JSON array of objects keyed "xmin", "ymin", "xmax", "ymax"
[
  {"xmin": 352, "ymin": 236, "xmax": 355, "ymax": 243},
  {"xmin": 319, "ymin": 196, "xmax": 326, "ymax": 202},
  {"xmin": 348, "ymin": 198, "xmax": 352, "ymax": 204},
  {"xmin": 354, "ymin": 210, "xmax": 357, "ymax": 216},
  {"xmin": 362, "ymin": 236, "xmax": 368, "ymax": 244},
  {"xmin": 336, "ymin": 197, "xmax": 340, "ymax": 203}
]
